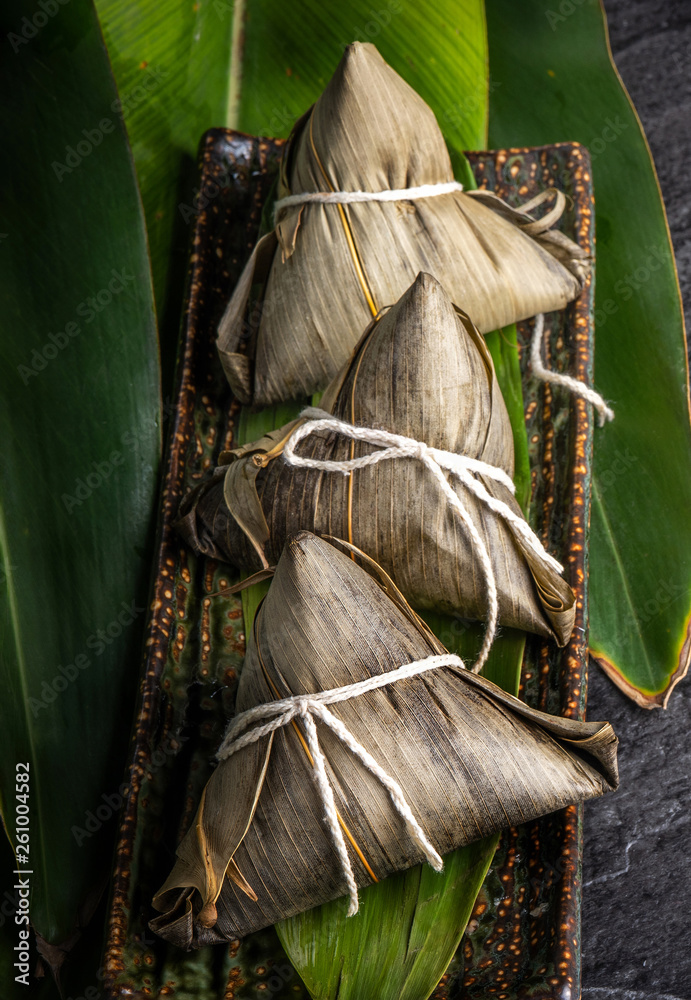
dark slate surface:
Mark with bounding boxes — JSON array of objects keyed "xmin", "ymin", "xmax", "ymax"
[{"xmin": 582, "ymin": 3, "xmax": 691, "ymax": 1000}]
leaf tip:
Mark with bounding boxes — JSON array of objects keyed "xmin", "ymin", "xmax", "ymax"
[{"xmin": 590, "ymin": 616, "xmax": 691, "ymax": 709}]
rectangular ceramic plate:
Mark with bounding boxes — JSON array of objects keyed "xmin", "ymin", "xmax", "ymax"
[{"xmin": 103, "ymin": 131, "xmax": 595, "ymax": 1000}]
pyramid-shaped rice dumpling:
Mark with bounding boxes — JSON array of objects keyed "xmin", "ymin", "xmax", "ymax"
[
  {"xmin": 151, "ymin": 532, "xmax": 618, "ymax": 948},
  {"xmin": 218, "ymin": 42, "xmax": 590, "ymax": 405},
  {"xmin": 181, "ymin": 273, "xmax": 576, "ymax": 643}
]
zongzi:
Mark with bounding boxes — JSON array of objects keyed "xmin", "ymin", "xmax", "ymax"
[
  {"xmin": 150, "ymin": 531, "xmax": 618, "ymax": 948},
  {"xmin": 217, "ymin": 41, "xmax": 590, "ymax": 405},
  {"xmin": 180, "ymin": 273, "xmax": 576, "ymax": 645}
]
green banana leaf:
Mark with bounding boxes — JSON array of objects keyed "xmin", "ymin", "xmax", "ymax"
[
  {"xmin": 235, "ymin": 0, "xmax": 488, "ymax": 152},
  {"xmin": 485, "ymin": 0, "xmax": 691, "ymax": 706},
  {"xmin": 272, "ymin": 388, "xmax": 528, "ymax": 997},
  {"xmin": 273, "ymin": 623, "xmax": 526, "ymax": 1000},
  {"xmin": 0, "ymin": 0, "xmax": 161, "ymax": 965},
  {"xmin": 93, "ymin": 0, "xmax": 487, "ymax": 380},
  {"xmin": 207, "ymin": 12, "xmax": 533, "ymax": 987},
  {"xmin": 486, "ymin": 326, "xmax": 531, "ymax": 515},
  {"xmin": 67, "ymin": 5, "xmax": 495, "ymax": 992},
  {"xmin": 230, "ymin": 21, "xmax": 530, "ymax": 967},
  {"xmin": 93, "ymin": 0, "xmax": 235, "ymax": 379},
  {"xmin": 235, "ymin": 305, "xmax": 529, "ymax": 998}
]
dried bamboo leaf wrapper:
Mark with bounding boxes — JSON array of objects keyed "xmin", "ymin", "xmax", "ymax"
[
  {"xmin": 151, "ymin": 532, "xmax": 618, "ymax": 948},
  {"xmin": 217, "ymin": 42, "xmax": 590, "ymax": 405},
  {"xmin": 180, "ymin": 273, "xmax": 575, "ymax": 642}
]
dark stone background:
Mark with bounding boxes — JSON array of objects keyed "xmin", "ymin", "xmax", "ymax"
[{"xmin": 582, "ymin": 3, "xmax": 691, "ymax": 999}]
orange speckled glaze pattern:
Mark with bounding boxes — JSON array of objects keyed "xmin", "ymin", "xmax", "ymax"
[
  {"xmin": 103, "ymin": 133, "xmax": 595, "ymax": 999},
  {"xmin": 444, "ymin": 145, "xmax": 595, "ymax": 1000}
]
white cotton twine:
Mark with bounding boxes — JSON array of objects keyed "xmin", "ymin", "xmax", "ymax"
[
  {"xmin": 531, "ymin": 314, "xmax": 614, "ymax": 426},
  {"xmin": 217, "ymin": 406, "xmax": 575, "ymax": 918},
  {"xmin": 274, "ymin": 181, "xmax": 614, "ymax": 427},
  {"xmin": 217, "ymin": 653, "xmax": 461, "ymax": 916},
  {"xmin": 284, "ymin": 407, "xmax": 564, "ymax": 678},
  {"xmin": 273, "ymin": 180, "xmax": 464, "ymax": 223}
]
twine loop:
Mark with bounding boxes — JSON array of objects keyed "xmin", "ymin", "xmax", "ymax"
[
  {"xmin": 218, "ymin": 653, "xmax": 462, "ymax": 916},
  {"xmin": 273, "ymin": 180, "xmax": 464, "ymax": 223},
  {"xmin": 281, "ymin": 407, "xmax": 564, "ymax": 677},
  {"xmin": 531, "ymin": 314, "xmax": 614, "ymax": 426}
]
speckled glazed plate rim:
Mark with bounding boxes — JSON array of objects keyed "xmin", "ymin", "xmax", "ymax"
[{"xmin": 104, "ymin": 132, "xmax": 595, "ymax": 1000}]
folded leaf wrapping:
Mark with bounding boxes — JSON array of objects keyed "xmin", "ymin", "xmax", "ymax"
[
  {"xmin": 217, "ymin": 41, "xmax": 590, "ymax": 405},
  {"xmin": 180, "ymin": 273, "xmax": 576, "ymax": 643},
  {"xmin": 151, "ymin": 531, "xmax": 618, "ymax": 948}
]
